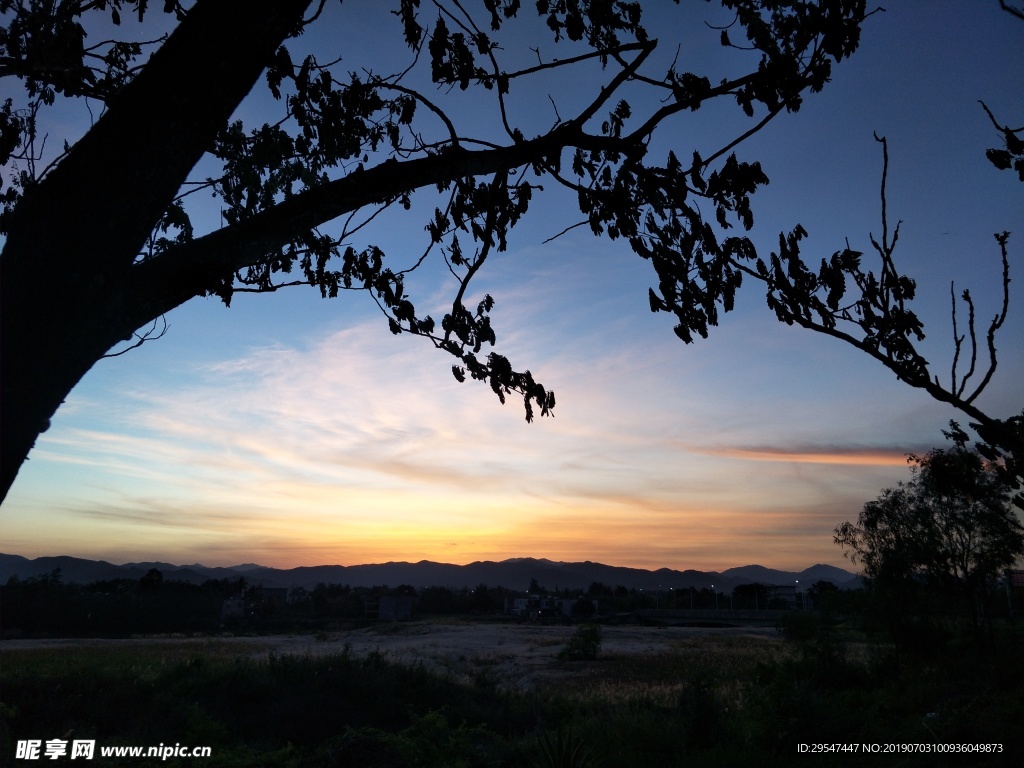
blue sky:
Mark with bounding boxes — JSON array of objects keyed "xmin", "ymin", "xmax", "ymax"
[{"xmin": 3, "ymin": 1, "xmax": 1022, "ymax": 572}]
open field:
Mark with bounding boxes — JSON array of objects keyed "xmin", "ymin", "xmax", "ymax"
[{"xmin": 1, "ymin": 620, "xmax": 782, "ymax": 691}]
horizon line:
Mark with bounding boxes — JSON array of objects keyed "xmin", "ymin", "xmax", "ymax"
[{"xmin": 1, "ymin": 550, "xmax": 857, "ymax": 577}]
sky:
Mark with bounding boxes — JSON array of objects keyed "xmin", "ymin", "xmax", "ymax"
[{"xmin": 2, "ymin": 1, "xmax": 1022, "ymax": 573}]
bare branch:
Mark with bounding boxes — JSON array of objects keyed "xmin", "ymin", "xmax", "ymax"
[
  {"xmin": 999, "ymin": 0, "xmax": 1024, "ymax": 22},
  {"xmin": 959, "ymin": 289, "xmax": 978, "ymax": 397},
  {"xmin": 542, "ymin": 219, "xmax": 590, "ymax": 244},
  {"xmin": 377, "ymin": 81, "xmax": 460, "ymax": 147},
  {"xmin": 965, "ymin": 232, "xmax": 1011, "ymax": 404},
  {"xmin": 101, "ymin": 316, "xmax": 169, "ymax": 358},
  {"xmin": 492, "ymin": 41, "xmax": 649, "ymax": 83},
  {"xmin": 980, "ymin": 100, "xmax": 1024, "ymax": 133},
  {"xmin": 950, "ymin": 281, "xmax": 963, "ymax": 394},
  {"xmin": 700, "ymin": 102, "xmax": 785, "ymax": 169},
  {"xmin": 570, "ymin": 41, "xmax": 656, "ymax": 130}
]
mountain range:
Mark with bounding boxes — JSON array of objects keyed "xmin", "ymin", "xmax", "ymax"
[{"xmin": 0, "ymin": 553, "xmax": 860, "ymax": 592}]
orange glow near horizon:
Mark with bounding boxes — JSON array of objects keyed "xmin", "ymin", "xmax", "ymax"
[
  {"xmin": 3, "ymin": 485, "xmax": 863, "ymax": 574},
  {"xmin": 690, "ymin": 446, "xmax": 912, "ymax": 467}
]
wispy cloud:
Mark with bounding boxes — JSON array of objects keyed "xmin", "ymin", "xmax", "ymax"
[
  {"xmin": 687, "ymin": 444, "xmax": 915, "ymax": 466},
  {"xmin": 8, "ymin": 282, "xmax": 934, "ymax": 571}
]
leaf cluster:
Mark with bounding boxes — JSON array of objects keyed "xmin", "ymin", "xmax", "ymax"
[
  {"xmin": 721, "ymin": 0, "xmax": 866, "ymax": 114},
  {"xmin": 0, "ymin": 0, "xmax": 175, "ymax": 103},
  {"xmin": 983, "ymin": 101, "xmax": 1024, "ymax": 182},
  {"xmin": 572, "ymin": 2, "xmax": 870, "ymax": 345}
]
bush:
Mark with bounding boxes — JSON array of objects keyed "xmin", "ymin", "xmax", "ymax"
[
  {"xmin": 778, "ymin": 611, "xmax": 818, "ymax": 643},
  {"xmin": 558, "ymin": 624, "xmax": 601, "ymax": 661}
]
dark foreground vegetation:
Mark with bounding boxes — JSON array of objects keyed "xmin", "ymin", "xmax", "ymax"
[{"xmin": 2, "ymin": 613, "xmax": 1023, "ymax": 767}]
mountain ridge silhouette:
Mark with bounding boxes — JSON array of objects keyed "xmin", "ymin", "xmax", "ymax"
[{"xmin": 0, "ymin": 553, "xmax": 859, "ymax": 591}]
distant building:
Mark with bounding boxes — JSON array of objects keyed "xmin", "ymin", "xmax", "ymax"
[
  {"xmin": 364, "ymin": 595, "xmax": 415, "ymax": 621},
  {"xmin": 504, "ymin": 596, "xmax": 597, "ymax": 618}
]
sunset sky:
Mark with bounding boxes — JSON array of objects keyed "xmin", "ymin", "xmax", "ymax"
[{"xmin": 3, "ymin": 1, "xmax": 1022, "ymax": 573}]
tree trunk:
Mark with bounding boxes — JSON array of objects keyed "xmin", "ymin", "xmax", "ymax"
[
  {"xmin": 0, "ymin": 0, "xmax": 312, "ymax": 501},
  {"xmin": 0, "ymin": 0, "xmax": 578, "ymax": 503}
]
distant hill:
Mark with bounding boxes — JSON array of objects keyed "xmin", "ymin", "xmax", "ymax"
[
  {"xmin": 721, "ymin": 563, "xmax": 857, "ymax": 587},
  {"xmin": 0, "ymin": 553, "xmax": 860, "ymax": 592}
]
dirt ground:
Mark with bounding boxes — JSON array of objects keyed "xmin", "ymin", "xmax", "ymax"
[{"xmin": 0, "ymin": 621, "xmax": 782, "ymax": 691}]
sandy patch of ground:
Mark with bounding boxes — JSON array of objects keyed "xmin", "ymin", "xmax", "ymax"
[{"xmin": 1, "ymin": 621, "xmax": 781, "ymax": 691}]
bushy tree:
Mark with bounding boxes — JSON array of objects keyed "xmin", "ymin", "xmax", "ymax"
[
  {"xmin": 835, "ymin": 426, "xmax": 1024, "ymax": 632},
  {"xmin": 732, "ymin": 582, "xmax": 769, "ymax": 610},
  {"xmin": 558, "ymin": 622, "xmax": 601, "ymax": 660},
  {"xmin": 806, "ymin": 579, "xmax": 839, "ymax": 609},
  {"xmin": 571, "ymin": 596, "xmax": 596, "ymax": 618}
]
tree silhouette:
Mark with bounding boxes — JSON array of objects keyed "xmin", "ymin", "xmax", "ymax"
[
  {"xmin": 1, "ymin": 0, "xmax": 877, "ymax": 500},
  {"xmin": 732, "ymin": 582, "xmax": 769, "ymax": 610},
  {"xmin": 139, "ymin": 567, "xmax": 163, "ymax": 590},
  {"xmin": 4, "ymin": 1, "xmax": 1021, "ymax": 509},
  {"xmin": 835, "ymin": 426, "xmax": 1024, "ymax": 632}
]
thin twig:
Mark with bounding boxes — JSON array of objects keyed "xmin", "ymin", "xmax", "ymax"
[{"xmin": 102, "ymin": 317, "xmax": 169, "ymax": 358}]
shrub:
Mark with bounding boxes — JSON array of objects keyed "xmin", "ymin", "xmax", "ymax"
[
  {"xmin": 558, "ymin": 624, "xmax": 601, "ymax": 661},
  {"xmin": 779, "ymin": 611, "xmax": 819, "ymax": 643}
]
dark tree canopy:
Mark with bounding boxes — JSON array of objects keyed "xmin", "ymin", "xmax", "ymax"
[
  {"xmin": 0, "ymin": 0, "xmax": 1018, "ymax": 504},
  {"xmin": 835, "ymin": 427, "xmax": 1024, "ymax": 621}
]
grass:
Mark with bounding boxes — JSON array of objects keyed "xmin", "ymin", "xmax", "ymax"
[
  {"xmin": 2, "ymin": 626, "xmax": 1022, "ymax": 767},
  {"xmin": 548, "ymin": 634, "xmax": 791, "ymax": 706}
]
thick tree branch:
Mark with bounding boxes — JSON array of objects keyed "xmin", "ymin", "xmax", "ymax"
[{"xmin": 128, "ymin": 132, "xmax": 574, "ymax": 322}]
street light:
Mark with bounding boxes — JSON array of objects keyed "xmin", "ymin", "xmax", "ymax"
[{"xmin": 712, "ymin": 584, "xmax": 719, "ymax": 610}]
